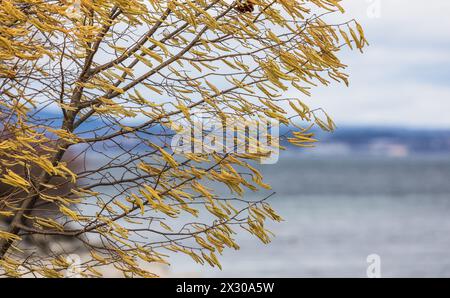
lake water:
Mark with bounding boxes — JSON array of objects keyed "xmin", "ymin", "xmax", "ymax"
[{"xmin": 161, "ymin": 155, "xmax": 450, "ymax": 277}]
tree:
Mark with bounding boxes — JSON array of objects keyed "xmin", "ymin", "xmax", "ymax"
[{"xmin": 0, "ymin": 0, "xmax": 367, "ymax": 277}]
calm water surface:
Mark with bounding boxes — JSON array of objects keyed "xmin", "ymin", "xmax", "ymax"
[{"xmin": 163, "ymin": 155, "xmax": 450, "ymax": 277}]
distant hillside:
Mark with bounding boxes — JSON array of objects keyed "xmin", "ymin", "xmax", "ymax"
[
  {"xmin": 283, "ymin": 126, "xmax": 450, "ymax": 156},
  {"xmin": 34, "ymin": 112, "xmax": 450, "ymax": 156}
]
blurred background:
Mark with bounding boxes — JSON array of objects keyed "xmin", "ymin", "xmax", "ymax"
[{"xmin": 157, "ymin": 0, "xmax": 450, "ymax": 277}]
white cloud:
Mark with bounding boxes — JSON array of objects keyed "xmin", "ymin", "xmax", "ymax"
[{"xmin": 299, "ymin": 0, "xmax": 450, "ymax": 128}]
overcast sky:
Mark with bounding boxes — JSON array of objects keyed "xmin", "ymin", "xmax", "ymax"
[
  {"xmin": 300, "ymin": 0, "xmax": 450, "ymax": 128},
  {"xmin": 40, "ymin": 1, "xmax": 450, "ymax": 129}
]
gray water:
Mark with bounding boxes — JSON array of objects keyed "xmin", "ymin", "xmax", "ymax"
[{"xmin": 164, "ymin": 155, "xmax": 450, "ymax": 277}]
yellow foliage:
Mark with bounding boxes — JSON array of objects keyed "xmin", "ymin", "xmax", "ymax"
[{"xmin": 0, "ymin": 0, "xmax": 365, "ymax": 278}]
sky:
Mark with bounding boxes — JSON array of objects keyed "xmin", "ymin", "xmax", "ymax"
[
  {"xmin": 38, "ymin": 1, "xmax": 450, "ymax": 129},
  {"xmin": 301, "ymin": 0, "xmax": 450, "ymax": 128}
]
